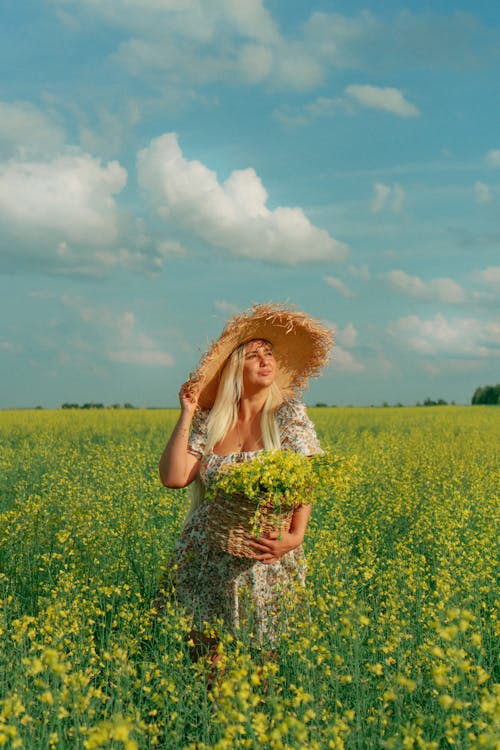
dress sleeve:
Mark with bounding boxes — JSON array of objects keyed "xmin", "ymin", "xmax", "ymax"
[
  {"xmin": 276, "ymin": 399, "xmax": 322, "ymax": 456},
  {"xmin": 187, "ymin": 408, "xmax": 209, "ymax": 459}
]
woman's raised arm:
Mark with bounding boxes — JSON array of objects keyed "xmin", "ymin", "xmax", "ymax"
[{"xmin": 159, "ymin": 385, "xmax": 201, "ymax": 488}]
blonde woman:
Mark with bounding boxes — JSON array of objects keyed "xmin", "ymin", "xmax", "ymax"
[{"xmin": 158, "ymin": 304, "xmax": 333, "ymax": 664}]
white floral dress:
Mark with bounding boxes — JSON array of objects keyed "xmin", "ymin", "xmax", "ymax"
[{"xmin": 170, "ymin": 399, "xmax": 322, "ymax": 644}]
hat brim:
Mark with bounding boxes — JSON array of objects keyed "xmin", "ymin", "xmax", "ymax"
[{"xmin": 185, "ymin": 303, "xmax": 334, "ymax": 409}]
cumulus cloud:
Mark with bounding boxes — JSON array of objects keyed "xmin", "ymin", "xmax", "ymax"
[
  {"xmin": 273, "ymin": 84, "xmax": 418, "ymax": 128},
  {"xmin": 0, "ymin": 340, "xmax": 23, "ymax": 355},
  {"xmin": 55, "ymin": 0, "xmax": 325, "ymax": 91},
  {"xmin": 137, "ymin": 132, "xmax": 347, "ymax": 265},
  {"xmin": 474, "ymin": 181, "xmax": 492, "ymax": 204},
  {"xmin": 332, "ymin": 346, "xmax": 365, "ymax": 373},
  {"xmin": 348, "ymin": 264, "xmax": 370, "ymax": 281},
  {"xmin": 64, "ymin": 299, "xmax": 174, "ymax": 367},
  {"xmin": 324, "ymin": 275, "xmax": 355, "ymax": 298},
  {"xmin": 387, "ymin": 313, "xmax": 500, "ymax": 358},
  {"xmin": 474, "ymin": 265, "xmax": 500, "ymax": 292},
  {"xmin": 322, "ymin": 320, "xmax": 362, "ymax": 372},
  {"xmin": 345, "ymin": 84, "xmax": 419, "ymax": 117},
  {"xmin": 272, "ymin": 95, "xmax": 351, "ymax": 128},
  {"xmin": 303, "ymin": 9, "xmax": 500, "ymax": 72},
  {"xmin": 0, "ymin": 101, "xmax": 66, "ymax": 158},
  {"xmin": 77, "ymin": 100, "xmax": 142, "ymax": 158},
  {"xmin": 371, "ymin": 183, "xmax": 391, "ymax": 213},
  {"xmin": 0, "ymin": 153, "xmax": 126, "ymax": 244},
  {"xmin": 0, "ymin": 151, "xmax": 131, "ymax": 275},
  {"xmin": 486, "ymin": 149, "xmax": 500, "ymax": 167},
  {"xmin": 337, "ymin": 322, "xmax": 358, "ymax": 348},
  {"xmin": 50, "ymin": 2, "xmax": 500, "ymax": 102},
  {"xmin": 384, "ymin": 270, "xmax": 466, "ymax": 304},
  {"xmin": 370, "ymin": 182, "xmax": 405, "ymax": 213},
  {"xmin": 157, "ymin": 240, "xmax": 188, "ymax": 257},
  {"xmin": 109, "ymin": 349, "xmax": 173, "ymax": 366},
  {"xmin": 0, "ymin": 152, "xmax": 168, "ymax": 277}
]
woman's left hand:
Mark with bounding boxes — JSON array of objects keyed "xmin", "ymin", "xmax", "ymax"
[{"xmin": 247, "ymin": 530, "xmax": 302, "ymax": 565}]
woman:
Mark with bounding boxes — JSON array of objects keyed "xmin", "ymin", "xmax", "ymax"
[{"xmin": 158, "ymin": 304, "xmax": 333, "ymax": 659}]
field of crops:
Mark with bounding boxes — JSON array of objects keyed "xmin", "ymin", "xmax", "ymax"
[{"xmin": 0, "ymin": 406, "xmax": 498, "ymax": 749}]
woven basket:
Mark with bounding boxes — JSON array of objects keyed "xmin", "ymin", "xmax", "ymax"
[{"xmin": 206, "ymin": 491, "xmax": 295, "ymax": 558}]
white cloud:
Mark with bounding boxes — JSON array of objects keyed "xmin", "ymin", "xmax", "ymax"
[
  {"xmin": 77, "ymin": 100, "xmax": 142, "ymax": 157},
  {"xmin": 109, "ymin": 350, "xmax": 173, "ymax": 366},
  {"xmin": 56, "ymin": 0, "xmax": 324, "ymax": 92},
  {"xmin": 272, "ymin": 95, "xmax": 353, "ymax": 128},
  {"xmin": 302, "ymin": 10, "xmax": 377, "ymax": 69},
  {"xmin": 348, "ymin": 264, "xmax": 370, "ymax": 281},
  {"xmin": 66, "ymin": 300, "xmax": 174, "ymax": 367},
  {"xmin": 384, "ymin": 270, "xmax": 466, "ymax": 304},
  {"xmin": 474, "ymin": 265, "xmax": 500, "ymax": 292},
  {"xmin": 49, "ymin": 3, "xmax": 500, "ymax": 101},
  {"xmin": 238, "ymin": 44, "xmax": 273, "ymax": 84},
  {"xmin": 157, "ymin": 240, "xmax": 188, "ymax": 257},
  {"xmin": 137, "ymin": 132, "xmax": 347, "ymax": 265},
  {"xmin": 24, "ymin": 295, "xmax": 175, "ymax": 378},
  {"xmin": 371, "ymin": 182, "xmax": 392, "ymax": 213},
  {"xmin": 486, "ymin": 149, "xmax": 500, "ymax": 167},
  {"xmin": 345, "ymin": 84, "xmax": 419, "ymax": 117},
  {"xmin": 0, "ymin": 152, "xmax": 126, "ymax": 244},
  {"xmin": 270, "ymin": 41, "xmax": 325, "ymax": 90},
  {"xmin": 273, "ymin": 84, "xmax": 419, "ymax": 128},
  {"xmin": 370, "ymin": 182, "xmax": 405, "ymax": 213},
  {"xmin": 0, "ymin": 340, "xmax": 23, "ymax": 354},
  {"xmin": 337, "ymin": 322, "xmax": 358, "ymax": 348},
  {"xmin": 304, "ymin": 9, "xmax": 500, "ymax": 72},
  {"xmin": 0, "ymin": 152, "xmax": 171, "ymax": 276},
  {"xmin": 324, "ymin": 275, "xmax": 354, "ymax": 298},
  {"xmin": 392, "ymin": 183, "xmax": 406, "ymax": 212},
  {"xmin": 474, "ymin": 181, "xmax": 492, "ymax": 204},
  {"xmin": 332, "ymin": 345, "xmax": 364, "ymax": 373},
  {"xmin": 0, "ymin": 101, "xmax": 66, "ymax": 158},
  {"xmin": 387, "ymin": 313, "xmax": 500, "ymax": 358}
]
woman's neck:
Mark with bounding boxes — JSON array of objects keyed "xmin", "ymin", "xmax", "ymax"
[{"xmin": 238, "ymin": 389, "xmax": 270, "ymax": 422}]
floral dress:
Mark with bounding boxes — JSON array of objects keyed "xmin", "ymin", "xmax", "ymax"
[{"xmin": 170, "ymin": 398, "xmax": 322, "ymax": 645}]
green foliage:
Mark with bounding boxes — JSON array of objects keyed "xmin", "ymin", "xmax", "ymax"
[
  {"xmin": 0, "ymin": 407, "xmax": 498, "ymax": 748},
  {"xmin": 206, "ymin": 449, "xmax": 348, "ymax": 509},
  {"xmin": 471, "ymin": 384, "xmax": 500, "ymax": 405}
]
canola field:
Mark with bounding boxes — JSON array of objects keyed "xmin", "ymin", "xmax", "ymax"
[{"xmin": 0, "ymin": 406, "xmax": 498, "ymax": 749}]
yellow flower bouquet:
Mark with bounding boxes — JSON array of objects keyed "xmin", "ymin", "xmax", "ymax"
[{"xmin": 205, "ymin": 450, "xmax": 342, "ymax": 558}]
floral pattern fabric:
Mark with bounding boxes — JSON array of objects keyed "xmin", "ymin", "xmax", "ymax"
[{"xmin": 170, "ymin": 399, "xmax": 321, "ymax": 644}]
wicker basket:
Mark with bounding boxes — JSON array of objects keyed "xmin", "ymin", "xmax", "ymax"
[{"xmin": 206, "ymin": 491, "xmax": 295, "ymax": 558}]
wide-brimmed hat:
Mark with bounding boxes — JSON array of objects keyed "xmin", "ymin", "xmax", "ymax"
[{"xmin": 185, "ymin": 303, "xmax": 334, "ymax": 409}]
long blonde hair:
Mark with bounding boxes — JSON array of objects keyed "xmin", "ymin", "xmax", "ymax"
[{"xmin": 183, "ymin": 340, "xmax": 283, "ymax": 526}]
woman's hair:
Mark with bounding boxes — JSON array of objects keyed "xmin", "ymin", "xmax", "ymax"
[{"xmin": 183, "ymin": 339, "xmax": 283, "ymax": 526}]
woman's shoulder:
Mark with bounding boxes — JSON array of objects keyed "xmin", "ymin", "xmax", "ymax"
[
  {"xmin": 275, "ymin": 397, "xmax": 308, "ymax": 423},
  {"xmin": 275, "ymin": 397, "xmax": 322, "ymax": 454}
]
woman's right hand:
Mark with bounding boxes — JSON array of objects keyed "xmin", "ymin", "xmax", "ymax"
[
  {"xmin": 159, "ymin": 382, "xmax": 202, "ymax": 488},
  {"xmin": 179, "ymin": 382, "xmax": 200, "ymax": 417}
]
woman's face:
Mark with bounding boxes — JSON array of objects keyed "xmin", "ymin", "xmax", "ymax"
[{"xmin": 241, "ymin": 339, "xmax": 276, "ymax": 393}]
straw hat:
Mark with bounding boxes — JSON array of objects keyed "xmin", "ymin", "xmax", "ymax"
[{"xmin": 185, "ymin": 303, "xmax": 334, "ymax": 409}]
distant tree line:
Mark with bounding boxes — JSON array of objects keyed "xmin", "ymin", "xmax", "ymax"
[
  {"xmin": 417, "ymin": 398, "xmax": 450, "ymax": 406},
  {"xmin": 61, "ymin": 402, "xmax": 135, "ymax": 409},
  {"xmin": 314, "ymin": 399, "xmax": 455, "ymax": 408},
  {"xmin": 471, "ymin": 384, "xmax": 500, "ymax": 405}
]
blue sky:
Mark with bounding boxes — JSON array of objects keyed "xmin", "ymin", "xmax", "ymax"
[{"xmin": 1, "ymin": 0, "xmax": 499, "ymax": 408}]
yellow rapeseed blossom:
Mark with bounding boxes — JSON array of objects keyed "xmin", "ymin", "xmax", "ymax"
[{"xmin": 0, "ymin": 405, "xmax": 497, "ymax": 749}]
